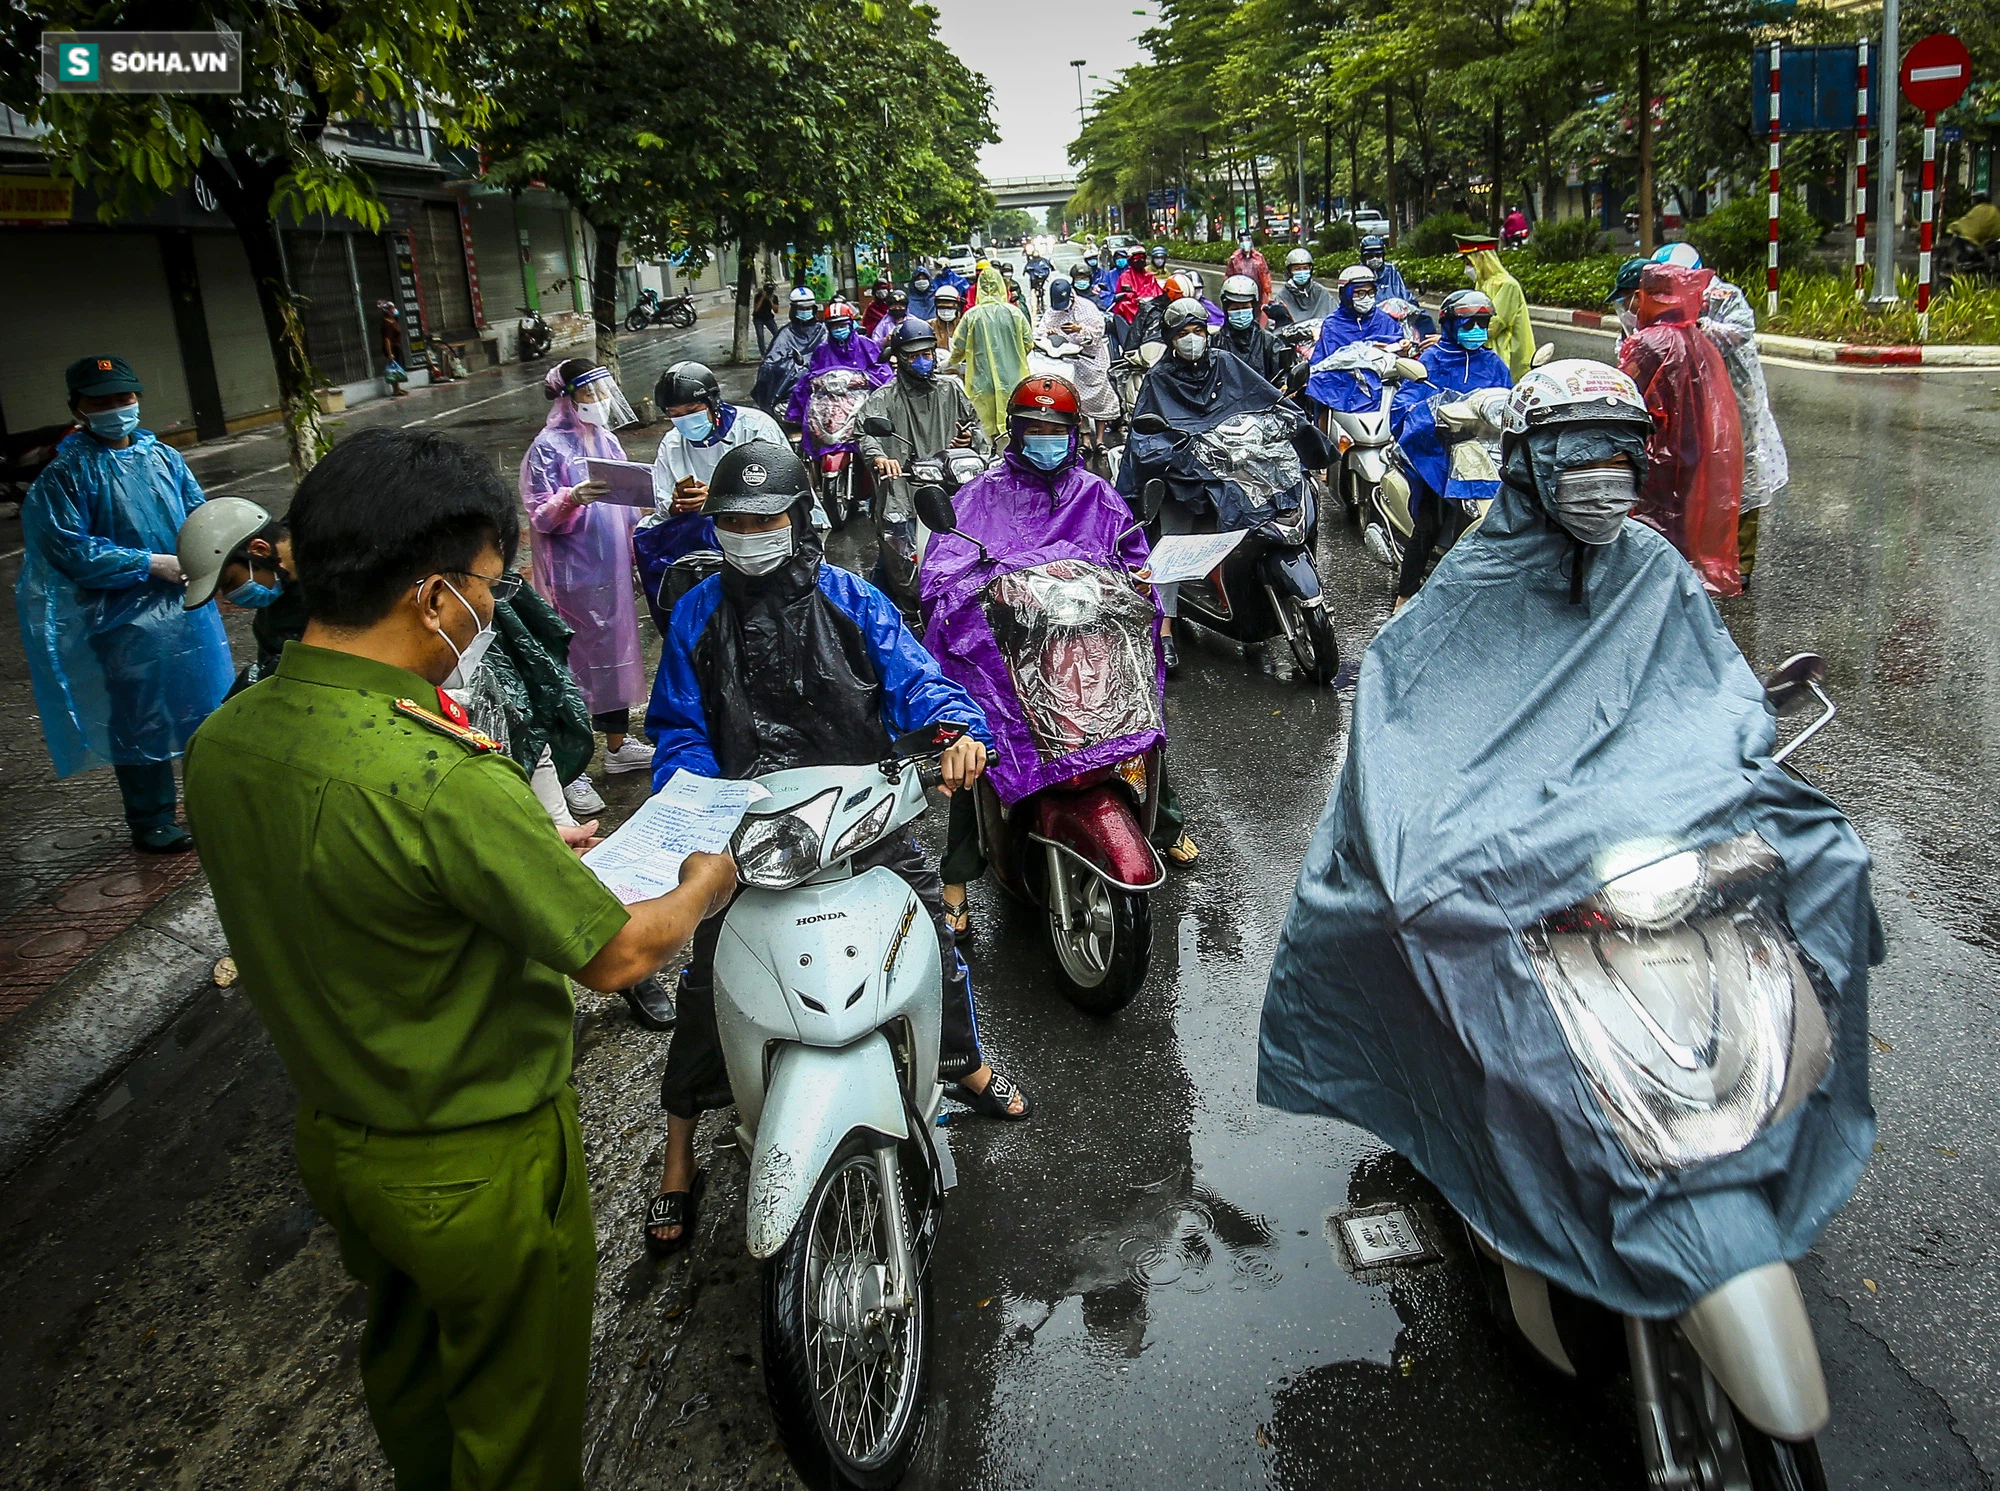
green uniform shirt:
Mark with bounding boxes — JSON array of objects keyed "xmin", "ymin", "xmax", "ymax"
[{"xmin": 184, "ymin": 641, "xmax": 629, "ymax": 1132}]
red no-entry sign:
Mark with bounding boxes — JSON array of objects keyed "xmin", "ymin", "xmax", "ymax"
[{"xmin": 1900, "ymin": 33, "xmax": 1971, "ymax": 113}]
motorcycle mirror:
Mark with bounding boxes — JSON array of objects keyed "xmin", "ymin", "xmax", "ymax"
[
  {"xmin": 1531, "ymin": 342, "xmax": 1557, "ymax": 369},
  {"xmin": 1140, "ymin": 478, "xmax": 1167, "ymax": 523},
  {"xmin": 862, "ymin": 414, "xmax": 896, "ymax": 438},
  {"xmin": 1285, "ymin": 359, "xmax": 1313, "ymax": 393},
  {"xmin": 1130, "ymin": 413, "xmax": 1172, "ymax": 436},
  {"xmin": 1762, "ymin": 653, "xmax": 1826, "ymax": 717},
  {"xmin": 887, "ymin": 720, "xmax": 969, "ymax": 761},
  {"xmin": 914, "ymin": 484, "xmax": 960, "ymax": 538}
]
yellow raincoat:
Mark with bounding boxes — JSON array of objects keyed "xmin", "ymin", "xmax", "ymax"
[
  {"xmin": 950, "ymin": 266, "xmax": 1035, "ymax": 434},
  {"xmin": 1467, "ymin": 249, "xmax": 1536, "ymax": 379}
]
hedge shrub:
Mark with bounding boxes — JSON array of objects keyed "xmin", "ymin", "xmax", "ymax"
[
  {"xmin": 1527, "ymin": 215, "xmax": 1608, "ymax": 264},
  {"xmin": 1682, "ymin": 195, "xmax": 1823, "ymax": 281},
  {"xmin": 1402, "ymin": 211, "xmax": 1484, "ymax": 258}
]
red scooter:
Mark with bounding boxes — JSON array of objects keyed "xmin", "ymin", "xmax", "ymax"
[{"xmin": 916, "ymin": 489, "xmax": 1165, "ymax": 1014}]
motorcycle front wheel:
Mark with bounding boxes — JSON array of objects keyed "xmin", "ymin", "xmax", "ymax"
[
  {"xmin": 1046, "ymin": 860, "xmax": 1149, "ymax": 1014},
  {"xmin": 624, "ymin": 309, "xmax": 649, "ymax": 332},
  {"xmin": 764, "ymin": 1133, "xmax": 931, "ymax": 1491},
  {"xmin": 669, "ymin": 303, "xmax": 698, "ymax": 328},
  {"xmin": 1739, "ymin": 1424, "xmax": 1828, "ymax": 1491},
  {"xmin": 1341, "ymin": 469, "xmax": 1363, "ymax": 526},
  {"xmin": 1283, "ymin": 596, "xmax": 1339, "ymax": 685}
]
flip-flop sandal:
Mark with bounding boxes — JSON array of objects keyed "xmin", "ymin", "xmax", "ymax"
[
  {"xmin": 948, "ymin": 1069, "xmax": 1033, "ymax": 1122},
  {"xmin": 1164, "ymin": 833, "xmax": 1199, "ymax": 868},
  {"xmin": 942, "ymin": 895, "xmax": 972, "ymax": 939},
  {"xmin": 642, "ymin": 1169, "xmax": 707, "ymax": 1259}
]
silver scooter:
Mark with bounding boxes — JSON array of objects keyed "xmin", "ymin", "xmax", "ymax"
[{"xmin": 1467, "ymin": 654, "xmax": 1843, "ymax": 1490}]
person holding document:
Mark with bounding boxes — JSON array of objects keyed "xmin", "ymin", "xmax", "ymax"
[
  {"xmin": 522, "ymin": 359, "xmax": 651, "ymax": 808},
  {"xmin": 183, "ymin": 428, "xmax": 736, "ymax": 1491},
  {"xmin": 639, "ymin": 439, "xmax": 1033, "ymax": 1258}
]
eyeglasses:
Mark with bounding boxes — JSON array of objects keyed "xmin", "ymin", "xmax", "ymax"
[
  {"xmin": 1458, "ymin": 315, "xmax": 1494, "ymax": 329},
  {"xmin": 445, "ymin": 569, "xmax": 525, "ymax": 601}
]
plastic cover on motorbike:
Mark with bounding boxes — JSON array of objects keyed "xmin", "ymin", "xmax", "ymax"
[
  {"xmin": 1190, "ymin": 407, "xmax": 1306, "ymax": 514},
  {"xmin": 805, "ymin": 369, "xmax": 871, "ymax": 445},
  {"xmin": 1618, "ymin": 264, "xmax": 1745, "ymax": 598},
  {"xmin": 922, "ymin": 456, "xmax": 1163, "ymax": 804},
  {"xmin": 1390, "ymin": 343, "xmax": 1514, "ymax": 508},
  {"xmin": 1115, "ymin": 353, "xmax": 1299, "ymax": 530},
  {"xmin": 1258, "ymin": 478, "xmax": 1881, "ymax": 1316}
]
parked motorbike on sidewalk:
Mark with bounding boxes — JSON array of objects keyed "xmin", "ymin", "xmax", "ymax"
[
  {"xmin": 917, "ymin": 488, "xmax": 1164, "ymax": 1010},
  {"xmin": 2, "ymin": 419, "xmax": 78, "ymax": 504},
  {"xmin": 625, "ymin": 287, "xmax": 699, "ymax": 331},
  {"xmin": 1451, "ymin": 654, "xmax": 1845, "ymax": 1490},
  {"xmin": 517, "ymin": 304, "xmax": 555, "ymax": 360},
  {"xmin": 1130, "ymin": 409, "xmax": 1340, "ymax": 685},
  {"xmin": 859, "ymin": 413, "xmax": 991, "ymax": 626},
  {"xmin": 717, "ymin": 722, "xmax": 971, "ymax": 1489}
]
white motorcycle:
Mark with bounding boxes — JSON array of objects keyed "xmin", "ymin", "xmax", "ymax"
[
  {"xmin": 716, "ymin": 722, "xmax": 971, "ymax": 1488},
  {"xmin": 1314, "ymin": 342, "xmax": 1428, "ymax": 536}
]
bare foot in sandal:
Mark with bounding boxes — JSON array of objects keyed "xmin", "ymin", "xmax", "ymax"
[
  {"xmin": 950, "ymin": 1064, "xmax": 1031, "ymax": 1120},
  {"xmin": 645, "ymin": 1115, "xmax": 704, "ymax": 1257},
  {"xmin": 1164, "ymin": 831, "xmax": 1199, "ymax": 867}
]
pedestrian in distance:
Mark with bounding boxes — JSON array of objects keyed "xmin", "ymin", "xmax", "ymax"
[
  {"xmin": 15, "ymin": 355, "xmax": 234, "ymax": 852},
  {"xmin": 752, "ymin": 280, "xmax": 780, "ymax": 356},
  {"xmin": 184, "ymin": 427, "xmax": 736, "ymax": 1491},
  {"xmin": 520, "ymin": 358, "xmax": 651, "ymax": 819},
  {"xmin": 376, "ymin": 299, "xmax": 410, "ymax": 396}
]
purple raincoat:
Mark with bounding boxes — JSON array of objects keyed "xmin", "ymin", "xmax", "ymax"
[
  {"xmin": 520, "ymin": 393, "xmax": 645, "ymax": 716},
  {"xmin": 786, "ymin": 332, "xmax": 892, "ymax": 458},
  {"xmin": 919, "ymin": 452, "xmax": 1164, "ymax": 805}
]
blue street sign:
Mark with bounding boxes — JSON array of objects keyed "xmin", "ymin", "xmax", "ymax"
[{"xmin": 1751, "ymin": 45, "xmax": 1883, "ymax": 135}]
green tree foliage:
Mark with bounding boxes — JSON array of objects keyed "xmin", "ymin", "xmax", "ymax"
[
  {"xmin": 0, "ymin": 0, "xmax": 485, "ymax": 472},
  {"xmin": 986, "ymin": 207, "xmax": 1036, "ymax": 243}
]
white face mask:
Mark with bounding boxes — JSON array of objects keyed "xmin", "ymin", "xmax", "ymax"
[
  {"xmin": 438, "ymin": 579, "xmax": 498, "ymax": 689},
  {"xmin": 1551, "ymin": 466, "xmax": 1639, "ymax": 545},
  {"xmin": 1350, "ymin": 292, "xmax": 1376, "ymax": 316},
  {"xmin": 1464, "ymin": 262, "xmax": 1479, "ymax": 282},
  {"xmin": 1617, "ymin": 306, "xmax": 1638, "ymax": 334},
  {"xmin": 575, "ymin": 397, "xmax": 612, "ymax": 427},
  {"xmin": 718, "ymin": 524, "xmax": 796, "ymax": 575},
  {"xmin": 937, "ymin": 307, "xmax": 958, "ymax": 322},
  {"xmin": 1173, "ymin": 331, "xmax": 1207, "ymax": 361}
]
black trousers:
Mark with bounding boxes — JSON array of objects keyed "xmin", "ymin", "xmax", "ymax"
[
  {"xmin": 592, "ymin": 708, "xmax": 631, "ymax": 735},
  {"xmin": 659, "ymin": 831, "xmax": 983, "ymax": 1118},
  {"xmin": 1396, "ymin": 490, "xmax": 1476, "ymax": 601}
]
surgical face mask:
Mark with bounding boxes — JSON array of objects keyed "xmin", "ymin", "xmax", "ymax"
[
  {"xmin": 830, "ymin": 322, "xmax": 853, "ymax": 343},
  {"xmin": 937, "ymin": 307, "xmax": 958, "ymax": 322},
  {"xmin": 1550, "ymin": 465, "xmax": 1639, "ymax": 545},
  {"xmin": 1150, "ymin": 255, "xmax": 1167, "ymax": 269},
  {"xmin": 1617, "ymin": 306, "xmax": 1638, "ymax": 334},
  {"xmin": 1363, "ymin": 256, "xmax": 1384, "ymax": 273},
  {"xmin": 439, "ymin": 579, "xmax": 497, "ymax": 689},
  {"xmin": 1113, "ymin": 256, "xmax": 1129, "ymax": 270},
  {"xmin": 1173, "ymin": 331, "xmax": 1207, "ymax": 361},
  {"xmin": 1290, "ymin": 269, "xmax": 1313, "ymax": 287},
  {"xmin": 1085, "ymin": 257, "xmax": 1098, "ymax": 268},
  {"xmin": 717, "ymin": 524, "xmax": 796, "ymax": 575},
  {"xmin": 1020, "ymin": 432, "xmax": 1071, "ymax": 470},
  {"xmin": 1226, "ymin": 307, "xmax": 1255, "ymax": 329},
  {"xmin": 225, "ymin": 563, "xmax": 285, "ymax": 608},
  {"xmin": 905, "ymin": 354, "xmax": 936, "ymax": 378},
  {"xmin": 1350, "ymin": 292, "xmax": 1376, "ymax": 316},
  {"xmin": 86, "ymin": 403, "xmax": 141, "ymax": 440},
  {"xmin": 1456, "ymin": 324, "xmax": 1490, "ymax": 349},
  {"xmin": 575, "ymin": 397, "xmax": 612, "ymax": 427},
  {"xmin": 913, "ymin": 278, "xmax": 931, "ymax": 291},
  {"xmin": 793, "ymin": 307, "xmax": 816, "ymax": 323},
  {"xmin": 671, "ymin": 410, "xmax": 714, "ymax": 442},
  {"xmin": 1072, "ymin": 275, "xmax": 1092, "ymax": 292},
  {"xmin": 1465, "ymin": 262, "xmax": 1479, "ymax": 282},
  {"xmin": 1239, "ymin": 238, "xmax": 1254, "ymax": 253}
]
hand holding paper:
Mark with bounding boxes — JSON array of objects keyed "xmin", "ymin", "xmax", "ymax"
[
  {"xmin": 583, "ymin": 770, "xmax": 764, "ymax": 904},
  {"xmin": 584, "ymin": 457, "xmax": 663, "ymax": 508},
  {"xmin": 1144, "ymin": 530, "xmax": 1250, "ymax": 585}
]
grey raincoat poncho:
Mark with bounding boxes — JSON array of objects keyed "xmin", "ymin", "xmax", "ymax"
[{"xmin": 1258, "ymin": 444, "xmax": 1880, "ymax": 1316}]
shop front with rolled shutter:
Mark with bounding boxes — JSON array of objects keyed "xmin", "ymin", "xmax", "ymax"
[
  {"xmin": 518, "ymin": 201, "xmax": 579, "ymax": 313},
  {"xmin": 412, "ymin": 199, "xmax": 478, "ymax": 342}
]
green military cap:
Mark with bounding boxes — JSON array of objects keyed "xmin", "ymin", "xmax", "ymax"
[
  {"xmin": 1453, "ymin": 233, "xmax": 1502, "ymax": 253},
  {"xmin": 1609, "ymin": 256, "xmax": 1649, "ymax": 302},
  {"xmin": 65, "ymin": 354, "xmax": 144, "ymax": 398}
]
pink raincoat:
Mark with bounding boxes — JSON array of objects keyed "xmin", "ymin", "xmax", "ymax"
[
  {"xmin": 520, "ymin": 375, "xmax": 646, "ymax": 715},
  {"xmin": 1618, "ymin": 264, "xmax": 1744, "ymax": 599}
]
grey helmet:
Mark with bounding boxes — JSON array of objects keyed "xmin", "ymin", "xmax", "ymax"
[
  {"xmin": 177, "ymin": 496, "xmax": 274, "ymax": 610},
  {"xmin": 1162, "ymin": 297, "xmax": 1210, "ymax": 337},
  {"xmin": 1284, "ymin": 247, "xmax": 1314, "ymax": 270},
  {"xmin": 701, "ymin": 440, "xmax": 813, "ymax": 517},
  {"xmin": 656, "ymin": 360, "xmax": 721, "ymax": 414},
  {"xmin": 1221, "ymin": 274, "xmax": 1260, "ymax": 307}
]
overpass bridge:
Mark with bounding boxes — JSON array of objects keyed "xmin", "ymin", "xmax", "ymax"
[{"xmin": 988, "ymin": 174, "xmax": 1081, "ymax": 211}]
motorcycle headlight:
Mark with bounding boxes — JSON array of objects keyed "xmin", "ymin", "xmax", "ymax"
[
  {"xmin": 732, "ymin": 788, "xmax": 839, "ymax": 889},
  {"xmin": 828, "ymin": 793, "xmax": 896, "ymax": 863},
  {"xmin": 1027, "ymin": 573, "xmax": 1105, "ymax": 628},
  {"xmin": 1525, "ymin": 832, "xmax": 1831, "ymax": 1173}
]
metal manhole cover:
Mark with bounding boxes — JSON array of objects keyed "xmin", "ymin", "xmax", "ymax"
[{"xmin": 1328, "ymin": 1202, "xmax": 1444, "ymax": 1275}]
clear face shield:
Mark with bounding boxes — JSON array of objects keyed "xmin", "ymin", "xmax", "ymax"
[{"xmin": 569, "ymin": 366, "xmax": 640, "ymax": 429}]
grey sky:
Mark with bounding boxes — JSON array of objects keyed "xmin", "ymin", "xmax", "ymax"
[{"xmin": 928, "ymin": 0, "xmax": 1153, "ymax": 180}]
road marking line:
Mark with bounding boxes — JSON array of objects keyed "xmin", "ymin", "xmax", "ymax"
[{"xmin": 203, "ymin": 461, "xmax": 293, "ymax": 493}]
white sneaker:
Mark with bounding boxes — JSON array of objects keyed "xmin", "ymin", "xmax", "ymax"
[
  {"xmin": 564, "ymin": 776, "xmax": 607, "ymax": 814},
  {"xmin": 602, "ymin": 738, "xmax": 654, "ymax": 775}
]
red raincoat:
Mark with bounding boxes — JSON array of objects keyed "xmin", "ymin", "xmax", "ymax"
[{"xmin": 1618, "ymin": 264, "xmax": 1744, "ymax": 598}]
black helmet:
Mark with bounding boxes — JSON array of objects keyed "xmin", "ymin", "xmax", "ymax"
[
  {"xmin": 701, "ymin": 440, "xmax": 813, "ymax": 517},
  {"xmin": 656, "ymin": 360, "xmax": 720, "ymax": 413},
  {"xmin": 889, "ymin": 319, "xmax": 938, "ymax": 356}
]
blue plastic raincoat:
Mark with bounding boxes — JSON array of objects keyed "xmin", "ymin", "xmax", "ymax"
[
  {"xmin": 1390, "ymin": 342, "xmax": 1513, "ymax": 510},
  {"xmin": 1304, "ymin": 283, "xmax": 1409, "ymax": 413},
  {"xmin": 15, "ymin": 429, "xmax": 232, "ymax": 776}
]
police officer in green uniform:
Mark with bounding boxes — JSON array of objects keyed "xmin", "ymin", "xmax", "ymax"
[{"xmin": 184, "ymin": 428, "xmax": 735, "ymax": 1490}]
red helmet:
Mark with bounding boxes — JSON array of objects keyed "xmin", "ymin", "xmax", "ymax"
[
  {"xmin": 824, "ymin": 301, "xmax": 858, "ymax": 326},
  {"xmin": 1006, "ymin": 374, "xmax": 1080, "ymax": 428}
]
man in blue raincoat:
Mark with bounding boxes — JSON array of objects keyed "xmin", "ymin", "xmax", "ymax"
[
  {"xmin": 1303, "ymin": 265, "xmax": 1412, "ymax": 415},
  {"xmin": 15, "ymin": 356, "xmax": 233, "ymax": 850},
  {"xmin": 1390, "ymin": 288, "xmax": 1513, "ymax": 605}
]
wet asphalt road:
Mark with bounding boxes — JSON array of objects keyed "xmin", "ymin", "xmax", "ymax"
[{"xmin": 3, "ymin": 320, "xmax": 1998, "ymax": 1489}]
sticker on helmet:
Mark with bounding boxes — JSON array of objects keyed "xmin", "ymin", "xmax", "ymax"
[{"xmin": 741, "ymin": 463, "xmax": 768, "ymax": 487}]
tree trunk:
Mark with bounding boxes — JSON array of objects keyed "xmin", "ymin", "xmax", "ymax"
[
  {"xmin": 1384, "ymin": 86, "xmax": 1399, "ymax": 249},
  {"xmin": 588, "ymin": 216, "xmax": 623, "ymax": 378},
  {"xmin": 1322, "ymin": 123, "xmax": 1333, "ymax": 232},
  {"xmin": 1489, "ymin": 102, "xmax": 1505, "ymax": 233},
  {"xmin": 731, "ymin": 240, "xmax": 757, "ymax": 365},
  {"xmin": 1250, "ymin": 151, "xmax": 1266, "ymax": 235},
  {"xmin": 196, "ymin": 154, "xmax": 323, "ymax": 475},
  {"xmin": 1636, "ymin": 0, "xmax": 1656, "ymax": 254}
]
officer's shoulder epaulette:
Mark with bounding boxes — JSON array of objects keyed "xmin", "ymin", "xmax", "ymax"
[{"xmin": 393, "ymin": 698, "xmax": 504, "ymax": 754}]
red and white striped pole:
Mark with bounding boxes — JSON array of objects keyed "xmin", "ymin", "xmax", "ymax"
[
  {"xmin": 1853, "ymin": 41, "xmax": 1869, "ymax": 300},
  {"xmin": 1767, "ymin": 41, "xmax": 1782, "ymax": 320},
  {"xmin": 1916, "ymin": 108, "xmax": 1937, "ymax": 339}
]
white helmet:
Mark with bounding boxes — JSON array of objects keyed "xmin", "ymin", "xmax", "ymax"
[
  {"xmin": 1221, "ymin": 273, "xmax": 1260, "ymax": 305},
  {"xmin": 1285, "ymin": 247, "xmax": 1314, "ymax": 270},
  {"xmin": 1500, "ymin": 359, "xmax": 1653, "ymax": 435},
  {"xmin": 1337, "ymin": 265, "xmax": 1377, "ymax": 293},
  {"xmin": 1652, "ymin": 242, "xmax": 1702, "ymax": 269}
]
